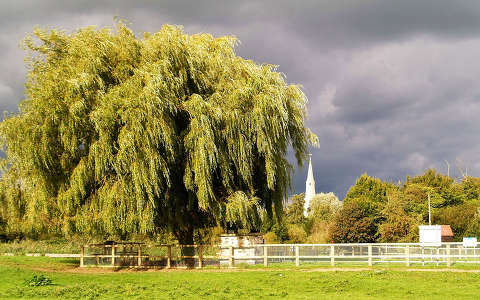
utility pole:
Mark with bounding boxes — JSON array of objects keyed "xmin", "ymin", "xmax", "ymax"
[
  {"xmin": 428, "ymin": 192, "xmax": 431, "ymax": 225},
  {"xmin": 444, "ymin": 160, "xmax": 450, "ymax": 177}
]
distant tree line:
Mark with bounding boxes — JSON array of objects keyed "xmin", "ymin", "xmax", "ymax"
[{"xmin": 262, "ymin": 169, "xmax": 480, "ymax": 243}]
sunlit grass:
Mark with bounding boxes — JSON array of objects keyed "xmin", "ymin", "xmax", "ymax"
[{"xmin": 1, "ymin": 256, "xmax": 480, "ymax": 299}]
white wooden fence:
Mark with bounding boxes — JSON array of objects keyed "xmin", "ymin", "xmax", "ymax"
[
  {"xmin": 80, "ymin": 242, "xmax": 480, "ymax": 268},
  {"xmin": 255, "ymin": 243, "xmax": 480, "ymax": 267}
]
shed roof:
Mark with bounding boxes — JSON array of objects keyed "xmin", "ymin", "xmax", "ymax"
[{"xmin": 441, "ymin": 225, "xmax": 454, "ymax": 237}]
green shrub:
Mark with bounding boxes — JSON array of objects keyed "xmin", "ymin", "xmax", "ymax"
[
  {"xmin": 329, "ymin": 198, "xmax": 378, "ymax": 243},
  {"xmin": 25, "ymin": 274, "xmax": 52, "ymax": 287},
  {"xmin": 286, "ymin": 224, "xmax": 307, "ymax": 243},
  {"xmin": 263, "ymin": 232, "xmax": 280, "ymax": 243},
  {"xmin": 306, "ymin": 220, "xmax": 330, "ymax": 243}
]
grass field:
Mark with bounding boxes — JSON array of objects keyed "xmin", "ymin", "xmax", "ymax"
[{"xmin": 1, "ymin": 256, "xmax": 480, "ymax": 299}]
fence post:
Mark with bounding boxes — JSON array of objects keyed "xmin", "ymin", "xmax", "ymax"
[
  {"xmin": 137, "ymin": 245, "xmax": 142, "ymax": 267},
  {"xmin": 422, "ymin": 246, "xmax": 425, "ymax": 266},
  {"xmin": 447, "ymin": 244, "xmax": 451, "ymax": 267},
  {"xmin": 368, "ymin": 245, "xmax": 372, "ymax": 266},
  {"xmin": 295, "ymin": 245, "xmax": 300, "ymax": 267},
  {"xmin": 111, "ymin": 243, "xmax": 115, "ymax": 267},
  {"xmin": 330, "ymin": 245, "xmax": 335, "ymax": 266},
  {"xmin": 167, "ymin": 245, "xmax": 172, "ymax": 269},
  {"xmin": 229, "ymin": 246, "xmax": 234, "ymax": 268},
  {"xmin": 405, "ymin": 245, "xmax": 410, "ymax": 267},
  {"xmin": 264, "ymin": 245, "xmax": 268, "ymax": 267},
  {"xmin": 198, "ymin": 246, "xmax": 203, "ymax": 269},
  {"xmin": 80, "ymin": 246, "xmax": 85, "ymax": 267}
]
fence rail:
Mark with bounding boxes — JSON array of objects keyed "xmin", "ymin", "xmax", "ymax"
[{"xmin": 80, "ymin": 242, "xmax": 480, "ymax": 268}]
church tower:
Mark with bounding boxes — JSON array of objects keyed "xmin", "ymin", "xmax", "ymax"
[{"xmin": 304, "ymin": 154, "xmax": 316, "ymax": 216}]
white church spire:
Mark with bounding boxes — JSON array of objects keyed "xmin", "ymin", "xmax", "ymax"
[{"xmin": 304, "ymin": 154, "xmax": 316, "ymax": 216}]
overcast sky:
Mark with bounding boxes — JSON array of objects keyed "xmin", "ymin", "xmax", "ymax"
[{"xmin": 1, "ymin": 0, "xmax": 480, "ymax": 199}]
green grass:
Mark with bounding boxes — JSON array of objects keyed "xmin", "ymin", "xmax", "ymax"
[
  {"xmin": 1, "ymin": 256, "xmax": 480, "ymax": 299},
  {"xmin": 0, "ymin": 239, "xmax": 84, "ymax": 255},
  {"xmin": 240, "ymin": 261, "xmax": 480, "ymax": 270}
]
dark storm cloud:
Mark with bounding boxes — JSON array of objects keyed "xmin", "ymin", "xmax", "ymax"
[{"xmin": 1, "ymin": 0, "xmax": 480, "ymax": 198}]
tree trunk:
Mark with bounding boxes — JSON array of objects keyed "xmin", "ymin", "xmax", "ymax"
[{"xmin": 177, "ymin": 226, "xmax": 195, "ymax": 268}]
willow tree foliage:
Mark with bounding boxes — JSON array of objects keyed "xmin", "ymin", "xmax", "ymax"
[{"xmin": 0, "ymin": 23, "xmax": 317, "ymax": 243}]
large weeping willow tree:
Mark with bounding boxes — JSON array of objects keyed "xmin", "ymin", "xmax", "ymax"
[{"xmin": 0, "ymin": 22, "xmax": 317, "ymax": 244}]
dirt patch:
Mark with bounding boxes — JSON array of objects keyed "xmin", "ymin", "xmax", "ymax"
[
  {"xmin": 3, "ymin": 260, "xmax": 480, "ymax": 274},
  {"xmin": 405, "ymin": 268, "xmax": 480, "ymax": 273},
  {"xmin": 60, "ymin": 266, "xmax": 480, "ymax": 274}
]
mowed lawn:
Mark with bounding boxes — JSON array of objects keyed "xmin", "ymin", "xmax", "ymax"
[{"xmin": 1, "ymin": 256, "xmax": 480, "ymax": 299}]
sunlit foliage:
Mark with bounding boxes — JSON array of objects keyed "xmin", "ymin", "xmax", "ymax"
[
  {"xmin": 308, "ymin": 192, "xmax": 341, "ymax": 222},
  {"xmin": 0, "ymin": 22, "xmax": 317, "ymax": 243},
  {"xmin": 285, "ymin": 193, "xmax": 306, "ymax": 225}
]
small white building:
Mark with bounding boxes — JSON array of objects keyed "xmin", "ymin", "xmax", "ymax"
[
  {"xmin": 219, "ymin": 234, "xmax": 264, "ymax": 265},
  {"xmin": 419, "ymin": 225, "xmax": 442, "ymax": 246},
  {"xmin": 419, "ymin": 225, "xmax": 454, "ymax": 245}
]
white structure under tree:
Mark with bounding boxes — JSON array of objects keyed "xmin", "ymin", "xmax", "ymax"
[{"xmin": 304, "ymin": 154, "xmax": 316, "ymax": 216}]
